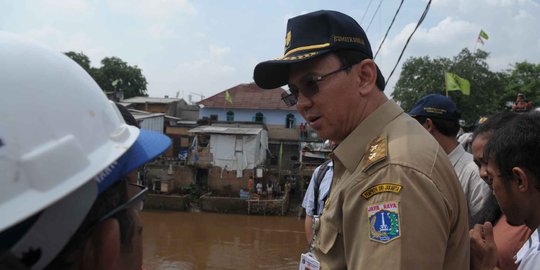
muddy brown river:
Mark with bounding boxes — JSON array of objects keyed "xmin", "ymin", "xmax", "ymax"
[{"xmin": 141, "ymin": 210, "xmax": 306, "ymax": 269}]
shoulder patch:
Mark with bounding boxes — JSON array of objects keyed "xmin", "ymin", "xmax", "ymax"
[
  {"xmin": 361, "ymin": 183, "xmax": 402, "ymax": 200},
  {"xmin": 367, "ymin": 201, "xmax": 401, "ymax": 244},
  {"xmin": 362, "ymin": 135, "xmax": 388, "ymax": 172}
]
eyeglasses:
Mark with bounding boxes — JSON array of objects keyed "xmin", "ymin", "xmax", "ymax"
[
  {"xmin": 282, "ymin": 65, "xmax": 353, "ymax": 107},
  {"xmin": 99, "ymin": 183, "xmax": 147, "ymax": 222}
]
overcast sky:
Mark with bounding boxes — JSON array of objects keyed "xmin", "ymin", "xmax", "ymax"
[{"xmin": 2, "ymin": 0, "xmax": 539, "ymax": 102}]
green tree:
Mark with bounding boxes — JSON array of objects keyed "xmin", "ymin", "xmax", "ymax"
[
  {"xmin": 390, "ymin": 56, "xmax": 452, "ymax": 111},
  {"xmin": 64, "ymin": 51, "xmax": 92, "ymax": 73},
  {"xmin": 93, "ymin": 57, "xmax": 148, "ymax": 99},
  {"xmin": 64, "ymin": 52, "xmax": 148, "ymax": 100},
  {"xmin": 392, "ymin": 49, "xmax": 506, "ymax": 124},
  {"xmin": 502, "ymin": 61, "xmax": 540, "ymax": 109}
]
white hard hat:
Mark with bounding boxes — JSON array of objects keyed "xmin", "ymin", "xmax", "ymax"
[
  {"xmin": 0, "ymin": 32, "xmax": 170, "ymax": 268},
  {"xmin": 0, "ymin": 31, "xmax": 139, "ymax": 232}
]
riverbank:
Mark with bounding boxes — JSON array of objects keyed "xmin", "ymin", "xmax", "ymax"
[{"xmin": 144, "ymin": 189, "xmax": 305, "ymax": 217}]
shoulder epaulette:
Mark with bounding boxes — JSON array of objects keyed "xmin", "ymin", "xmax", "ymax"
[{"xmin": 362, "ymin": 135, "xmax": 388, "ymax": 173}]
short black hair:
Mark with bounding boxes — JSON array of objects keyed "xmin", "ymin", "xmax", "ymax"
[
  {"xmin": 472, "ymin": 111, "xmax": 518, "ymax": 142},
  {"xmin": 334, "ymin": 50, "xmax": 385, "ymax": 91},
  {"xmin": 484, "ymin": 112, "xmax": 540, "ymax": 182},
  {"xmin": 414, "ymin": 116, "xmax": 460, "ymax": 137},
  {"xmin": 116, "ymin": 103, "xmax": 139, "ymax": 128}
]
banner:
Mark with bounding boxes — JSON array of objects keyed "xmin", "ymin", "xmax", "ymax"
[
  {"xmin": 477, "ymin": 29, "xmax": 489, "ymax": 45},
  {"xmin": 445, "ymin": 71, "xmax": 470, "ymax": 96},
  {"xmin": 225, "ymin": 90, "xmax": 233, "ymax": 104}
]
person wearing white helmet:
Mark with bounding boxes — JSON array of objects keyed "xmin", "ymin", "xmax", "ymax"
[{"xmin": 0, "ymin": 32, "xmax": 171, "ymax": 269}]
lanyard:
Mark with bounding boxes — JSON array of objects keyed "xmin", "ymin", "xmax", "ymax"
[{"xmin": 309, "ymin": 215, "xmax": 321, "ymax": 252}]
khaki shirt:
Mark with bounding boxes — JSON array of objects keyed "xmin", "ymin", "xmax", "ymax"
[{"xmin": 313, "ymin": 100, "xmax": 469, "ymax": 269}]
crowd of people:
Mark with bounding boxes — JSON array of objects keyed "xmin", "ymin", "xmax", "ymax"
[{"xmin": 1, "ymin": 9, "xmax": 538, "ymax": 270}]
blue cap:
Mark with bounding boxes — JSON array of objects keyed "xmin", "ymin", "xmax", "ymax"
[
  {"xmin": 94, "ymin": 129, "xmax": 171, "ymax": 194},
  {"xmin": 408, "ymin": 94, "xmax": 461, "ymax": 121}
]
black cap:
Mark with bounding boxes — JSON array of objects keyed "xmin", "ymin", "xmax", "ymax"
[{"xmin": 253, "ymin": 10, "xmax": 385, "ymax": 90}]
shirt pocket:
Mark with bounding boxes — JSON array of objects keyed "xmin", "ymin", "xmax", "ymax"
[{"xmin": 317, "ymin": 222, "xmax": 339, "ymax": 254}]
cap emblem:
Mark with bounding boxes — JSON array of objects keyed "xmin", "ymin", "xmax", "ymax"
[{"xmin": 285, "ymin": 31, "xmax": 292, "ymax": 50}]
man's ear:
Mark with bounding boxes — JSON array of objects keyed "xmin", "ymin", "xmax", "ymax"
[
  {"xmin": 82, "ymin": 219, "xmax": 121, "ymax": 270},
  {"xmin": 355, "ymin": 59, "xmax": 377, "ymax": 94},
  {"xmin": 424, "ymin": 118, "xmax": 435, "ymax": 133},
  {"xmin": 512, "ymin": 167, "xmax": 530, "ymax": 192}
]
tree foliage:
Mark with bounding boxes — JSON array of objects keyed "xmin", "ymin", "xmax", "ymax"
[
  {"xmin": 93, "ymin": 57, "xmax": 148, "ymax": 99},
  {"xmin": 64, "ymin": 51, "xmax": 91, "ymax": 73},
  {"xmin": 64, "ymin": 52, "xmax": 148, "ymax": 99},
  {"xmin": 391, "ymin": 48, "xmax": 540, "ymax": 125},
  {"xmin": 502, "ymin": 62, "xmax": 540, "ymax": 108}
]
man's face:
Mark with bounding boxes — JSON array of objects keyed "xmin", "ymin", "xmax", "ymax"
[
  {"xmin": 125, "ymin": 172, "xmax": 143, "ymax": 268},
  {"xmin": 289, "ymin": 54, "xmax": 366, "ymax": 143},
  {"xmin": 121, "ymin": 199, "xmax": 144, "ymax": 269},
  {"xmin": 485, "ymin": 161, "xmax": 523, "ymax": 226},
  {"xmin": 472, "ymin": 135, "xmax": 489, "ymax": 182}
]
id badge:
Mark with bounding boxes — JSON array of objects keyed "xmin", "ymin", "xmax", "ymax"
[{"xmin": 299, "ymin": 252, "xmax": 320, "ymax": 270}]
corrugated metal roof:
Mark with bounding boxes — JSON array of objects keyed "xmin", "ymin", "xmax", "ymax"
[
  {"xmin": 164, "ymin": 115, "xmax": 182, "ymax": 121},
  {"xmin": 176, "ymin": 120, "xmax": 198, "ymax": 125},
  {"xmin": 128, "ymin": 109, "xmax": 165, "ymax": 120},
  {"xmin": 189, "ymin": 126, "xmax": 263, "ymax": 135},
  {"xmin": 122, "ymin": 96, "xmax": 183, "ymax": 104}
]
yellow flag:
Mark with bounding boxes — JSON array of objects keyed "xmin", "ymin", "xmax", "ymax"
[
  {"xmin": 279, "ymin": 142, "xmax": 283, "ymax": 163},
  {"xmin": 479, "ymin": 29, "xmax": 489, "ymax": 40},
  {"xmin": 225, "ymin": 90, "xmax": 233, "ymax": 104},
  {"xmin": 445, "ymin": 71, "xmax": 470, "ymax": 96}
]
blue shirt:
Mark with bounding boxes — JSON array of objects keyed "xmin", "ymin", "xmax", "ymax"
[{"xmin": 302, "ymin": 161, "xmax": 333, "ymax": 216}]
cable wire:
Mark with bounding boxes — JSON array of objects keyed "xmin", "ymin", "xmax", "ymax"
[
  {"xmin": 360, "ymin": 0, "xmax": 374, "ymax": 25},
  {"xmin": 385, "ymin": 0, "xmax": 432, "ymax": 85},
  {"xmin": 374, "ymin": 0, "xmax": 405, "ymax": 59},
  {"xmin": 366, "ymin": 0, "xmax": 385, "ymax": 32}
]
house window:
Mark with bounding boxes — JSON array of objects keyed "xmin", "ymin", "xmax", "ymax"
[
  {"xmin": 254, "ymin": 112, "xmax": 264, "ymax": 123},
  {"xmin": 210, "ymin": 114, "xmax": 218, "ymax": 121},
  {"xmin": 286, "ymin": 113, "xmax": 296, "ymax": 128},
  {"xmin": 226, "ymin": 111, "xmax": 234, "ymax": 121}
]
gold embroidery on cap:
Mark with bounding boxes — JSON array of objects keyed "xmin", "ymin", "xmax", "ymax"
[
  {"xmin": 333, "ymin": 35, "xmax": 365, "ymax": 45},
  {"xmin": 424, "ymin": 107, "xmax": 447, "ymax": 114},
  {"xmin": 478, "ymin": 116, "xmax": 488, "ymax": 124},
  {"xmin": 275, "ymin": 52, "xmax": 318, "ymax": 61},
  {"xmin": 284, "ymin": 43, "xmax": 330, "ymax": 57},
  {"xmin": 361, "ymin": 184, "xmax": 402, "ymax": 200},
  {"xmin": 285, "ymin": 31, "xmax": 292, "ymax": 50}
]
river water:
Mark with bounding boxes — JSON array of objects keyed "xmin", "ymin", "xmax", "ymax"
[{"xmin": 141, "ymin": 210, "xmax": 307, "ymax": 270}]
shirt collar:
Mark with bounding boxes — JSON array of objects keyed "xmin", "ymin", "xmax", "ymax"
[
  {"xmin": 448, "ymin": 144, "xmax": 465, "ymax": 166},
  {"xmin": 333, "ymin": 100, "xmax": 403, "ymax": 172}
]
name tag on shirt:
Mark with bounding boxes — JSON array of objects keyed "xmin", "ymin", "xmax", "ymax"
[{"xmin": 299, "ymin": 252, "xmax": 320, "ymax": 270}]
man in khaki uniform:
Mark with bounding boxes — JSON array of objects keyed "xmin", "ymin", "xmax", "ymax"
[{"xmin": 253, "ymin": 10, "xmax": 469, "ymax": 269}]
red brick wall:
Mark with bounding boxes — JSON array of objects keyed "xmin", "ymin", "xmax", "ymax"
[
  {"xmin": 208, "ymin": 167, "xmax": 253, "ymax": 195},
  {"xmin": 146, "ymin": 164, "xmax": 195, "ymax": 190}
]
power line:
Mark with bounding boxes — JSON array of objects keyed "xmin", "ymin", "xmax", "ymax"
[
  {"xmin": 366, "ymin": 0, "xmax": 385, "ymax": 32},
  {"xmin": 374, "ymin": 0, "xmax": 405, "ymax": 59},
  {"xmin": 385, "ymin": 0, "xmax": 432, "ymax": 85},
  {"xmin": 360, "ymin": 0, "xmax": 374, "ymax": 25}
]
